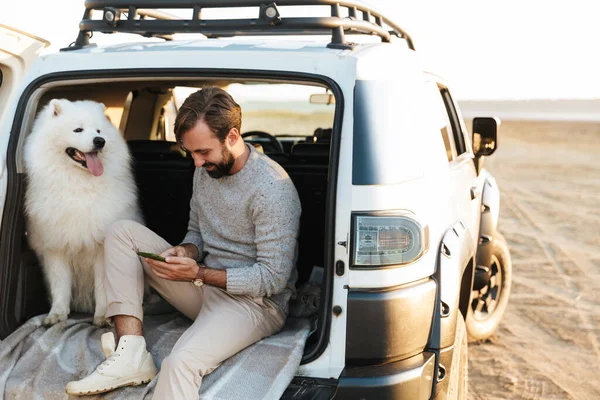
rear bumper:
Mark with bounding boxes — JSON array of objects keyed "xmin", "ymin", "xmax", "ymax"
[
  {"xmin": 281, "ymin": 352, "xmax": 436, "ymax": 400},
  {"xmin": 333, "ymin": 351, "xmax": 436, "ymax": 399},
  {"xmin": 282, "ymin": 349, "xmax": 446, "ymax": 400}
]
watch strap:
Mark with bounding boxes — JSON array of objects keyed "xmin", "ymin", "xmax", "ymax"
[{"xmin": 194, "ymin": 264, "xmax": 205, "ymax": 282}]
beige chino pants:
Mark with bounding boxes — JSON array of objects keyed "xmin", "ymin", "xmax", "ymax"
[{"xmin": 104, "ymin": 220, "xmax": 286, "ymax": 399}]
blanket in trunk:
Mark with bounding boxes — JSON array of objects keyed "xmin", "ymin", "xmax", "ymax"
[{"xmin": 0, "ymin": 312, "xmax": 310, "ymax": 400}]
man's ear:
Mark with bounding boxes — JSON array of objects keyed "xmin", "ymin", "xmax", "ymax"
[
  {"xmin": 227, "ymin": 128, "xmax": 240, "ymax": 145},
  {"xmin": 49, "ymin": 99, "xmax": 63, "ymax": 117}
]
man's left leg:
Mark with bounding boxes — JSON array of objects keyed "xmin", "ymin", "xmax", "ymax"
[{"xmin": 153, "ymin": 285, "xmax": 286, "ymax": 400}]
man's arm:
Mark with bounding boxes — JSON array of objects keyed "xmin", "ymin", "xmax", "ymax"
[
  {"xmin": 199, "ymin": 265, "xmax": 227, "ymax": 288},
  {"xmin": 180, "ymin": 169, "xmax": 205, "ymax": 258}
]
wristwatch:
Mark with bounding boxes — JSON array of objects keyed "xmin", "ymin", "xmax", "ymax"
[{"xmin": 192, "ymin": 264, "xmax": 205, "ymax": 287}]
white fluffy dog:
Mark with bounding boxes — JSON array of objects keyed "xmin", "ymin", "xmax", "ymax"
[{"xmin": 24, "ymin": 99, "xmax": 142, "ymax": 326}]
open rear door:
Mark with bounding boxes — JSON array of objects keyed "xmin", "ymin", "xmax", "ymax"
[
  {"xmin": 0, "ymin": 24, "xmax": 49, "ymax": 126},
  {"xmin": 0, "ymin": 24, "xmax": 48, "ymax": 214},
  {"xmin": 0, "ymin": 26, "xmax": 49, "ymax": 340}
]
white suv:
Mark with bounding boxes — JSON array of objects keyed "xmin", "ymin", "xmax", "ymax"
[{"xmin": 0, "ymin": 2, "xmax": 511, "ymax": 399}]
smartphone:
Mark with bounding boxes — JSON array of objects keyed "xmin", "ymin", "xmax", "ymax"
[{"xmin": 136, "ymin": 251, "xmax": 166, "ymax": 262}]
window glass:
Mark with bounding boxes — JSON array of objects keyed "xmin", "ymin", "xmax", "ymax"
[
  {"xmin": 353, "ymin": 79, "xmax": 427, "ymax": 185},
  {"xmin": 424, "ymin": 81, "xmax": 456, "ymax": 162},
  {"xmin": 440, "ymin": 88, "xmax": 466, "ymax": 156},
  {"xmin": 174, "ymin": 83, "xmax": 335, "ymax": 138}
]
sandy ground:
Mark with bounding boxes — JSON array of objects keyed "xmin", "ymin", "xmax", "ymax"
[{"xmin": 467, "ymin": 121, "xmax": 600, "ymax": 400}]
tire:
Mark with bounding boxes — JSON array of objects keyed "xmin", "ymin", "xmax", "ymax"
[
  {"xmin": 447, "ymin": 314, "xmax": 468, "ymax": 400},
  {"xmin": 466, "ymin": 232, "xmax": 512, "ymax": 342}
]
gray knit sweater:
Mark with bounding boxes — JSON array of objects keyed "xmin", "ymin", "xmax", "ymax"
[{"xmin": 182, "ymin": 144, "xmax": 301, "ymax": 312}]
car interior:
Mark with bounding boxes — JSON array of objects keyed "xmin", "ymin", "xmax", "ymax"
[{"xmin": 17, "ymin": 78, "xmax": 337, "ymax": 355}]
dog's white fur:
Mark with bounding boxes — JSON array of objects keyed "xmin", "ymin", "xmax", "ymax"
[{"xmin": 24, "ymin": 99, "xmax": 142, "ymax": 326}]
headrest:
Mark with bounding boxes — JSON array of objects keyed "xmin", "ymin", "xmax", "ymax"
[
  {"xmin": 291, "ymin": 143, "xmax": 330, "ymax": 158},
  {"xmin": 313, "ymin": 127, "xmax": 332, "ymax": 142}
]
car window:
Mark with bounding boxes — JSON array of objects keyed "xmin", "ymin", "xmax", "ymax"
[
  {"xmin": 439, "ymin": 87, "xmax": 467, "ymax": 156},
  {"xmin": 352, "ymin": 79, "xmax": 428, "ymax": 185},
  {"xmin": 425, "ymin": 81, "xmax": 456, "ymax": 162},
  {"xmin": 174, "ymin": 83, "xmax": 335, "ymax": 138}
]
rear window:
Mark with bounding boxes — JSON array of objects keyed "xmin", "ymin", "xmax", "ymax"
[{"xmin": 353, "ymin": 79, "xmax": 425, "ymax": 185}]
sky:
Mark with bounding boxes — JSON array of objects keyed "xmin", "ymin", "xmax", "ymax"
[{"xmin": 1, "ymin": 0, "xmax": 599, "ymax": 100}]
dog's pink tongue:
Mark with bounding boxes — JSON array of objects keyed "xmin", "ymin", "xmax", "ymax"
[{"xmin": 85, "ymin": 153, "xmax": 104, "ymax": 177}]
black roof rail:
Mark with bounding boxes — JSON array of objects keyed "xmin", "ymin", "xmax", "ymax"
[{"xmin": 62, "ymin": 0, "xmax": 415, "ymax": 51}]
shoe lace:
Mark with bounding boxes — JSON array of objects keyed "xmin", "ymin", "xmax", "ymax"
[{"xmin": 97, "ymin": 349, "xmax": 121, "ymax": 372}]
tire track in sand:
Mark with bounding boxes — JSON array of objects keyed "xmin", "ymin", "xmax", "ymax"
[
  {"xmin": 500, "ymin": 195, "xmax": 600, "ymax": 398},
  {"xmin": 504, "ymin": 195, "xmax": 600, "ymax": 358}
]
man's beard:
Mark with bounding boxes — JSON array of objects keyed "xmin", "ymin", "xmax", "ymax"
[{"xmin": 204, "ymin": 145, "xmax": 235, "ymax": 179}]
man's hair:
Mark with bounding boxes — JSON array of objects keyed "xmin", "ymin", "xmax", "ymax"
[{"xmin": 174, "ymin": 86, "xmax": 242, "ymax": 144}]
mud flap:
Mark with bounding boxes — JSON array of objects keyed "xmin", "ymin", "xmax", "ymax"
[
  {"xmin": 473, "ymin": 172, "xmax": 500, "ymax": 293},
  {"xmin": 431, "ymin": 222, "xmax": 474, "ymax": 399}
]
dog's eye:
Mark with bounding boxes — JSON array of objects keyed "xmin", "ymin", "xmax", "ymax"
[
  {"xmin": 97, "ymin": 129, "xmax": 101, "ymax": 133},
  {"xmin": 73, "ymin": 128, "xmax": 83, "ymax": 133}
]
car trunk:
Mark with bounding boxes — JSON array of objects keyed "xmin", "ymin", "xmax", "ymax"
[{"xmin": 0, "ymin": 76, "xmax": 339, "ymax": 371}]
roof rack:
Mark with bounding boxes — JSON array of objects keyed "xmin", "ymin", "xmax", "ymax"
[{"xmin": 62, "ymin": 0, "xmax": 415, "ymax": 51}]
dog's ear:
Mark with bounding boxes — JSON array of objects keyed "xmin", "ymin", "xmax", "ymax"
[
  {"xmin": 92, "ymin": 102, "xmax": 111, "ymax": 122},
  {"xmin": 49, "ymin": 99, "xmax": 63, "ymax": 117},
  {"xmin": 94, "ymin": 102, "xmax": 107, "ymax": 114}
]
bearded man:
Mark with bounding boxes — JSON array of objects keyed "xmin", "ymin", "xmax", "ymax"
[{"xmin": 66, "ymin": 86, "xmax": 301, "ymax": 399}]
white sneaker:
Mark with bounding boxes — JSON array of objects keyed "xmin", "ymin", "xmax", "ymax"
[{"xmin": 65, "ymin": 333, "xmax": 158, "ymax": 396}]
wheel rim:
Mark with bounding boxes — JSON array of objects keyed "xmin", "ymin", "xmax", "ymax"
[{"xmin": 471, "ymin": 254, "xmax": 503, "ymax": 321}]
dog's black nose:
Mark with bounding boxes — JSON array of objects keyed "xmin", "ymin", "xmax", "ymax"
[{"xmin": 93, "ymin": 137, "xmax": 105, "ymax": 149}]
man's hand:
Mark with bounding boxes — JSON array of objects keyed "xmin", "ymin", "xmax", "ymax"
[
  {"xmin": 144, "ymin": 255, "xmax": 199, "ymax": 282},
  {"xmin": 144, "ymin": 244, "xmax": 227, "ymax": 288},
  {"xmin": 159, "ymin": 244, "xmax": 199, "ymax": 260}
]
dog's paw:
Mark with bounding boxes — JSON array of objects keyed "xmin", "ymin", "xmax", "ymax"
[
  {"xmin": 43, "ymin": 313, "xmax": 68, "ymax": 326},
  {"xmin": 93, "ymin": 316, "xmax": 110, "ymax": 327}
]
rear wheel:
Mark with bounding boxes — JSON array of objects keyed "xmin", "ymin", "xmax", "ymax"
[
  {"xmin": 447, "ymin": 314, "xmax": 468, "ymax": 400},
  {"xmin": 466, "ymin": 233, "xmax": 512, "ymax": 342}
]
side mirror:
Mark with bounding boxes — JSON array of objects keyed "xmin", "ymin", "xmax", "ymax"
[{"xmin": 472, "ymin": 117, "xmax": 500, "ymax": 157}]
